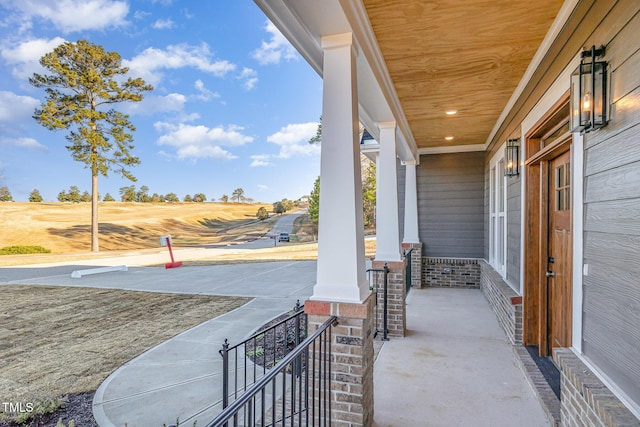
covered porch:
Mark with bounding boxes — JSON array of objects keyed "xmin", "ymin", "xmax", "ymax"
[
  {"xmin": 252, "ymin": 0, "xmax": 640, "ymax": 426},
  {"xmin": 250, "ymin": 0, "xmax": 565, "ymax": 425},
  {"xmin": 374, "ymin": 286, "xmax": 550, "ymax": 427}
]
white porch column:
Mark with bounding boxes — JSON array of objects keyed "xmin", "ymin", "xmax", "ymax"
[
  {"xmin": 403, "ymin": 161, "xmax": 420, "ymax": 244},
  {"xmin": 375, "ymin": 121, "xmax": 402, "ymax": 262},
  {"xmin": 312, "ymin": 32, "xmax": 369, "ymax": 303}
]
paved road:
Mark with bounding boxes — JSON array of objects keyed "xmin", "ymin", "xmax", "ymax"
[{"xmin": 0, "ymin": 212, "xmax": 304, "ymax": 284}]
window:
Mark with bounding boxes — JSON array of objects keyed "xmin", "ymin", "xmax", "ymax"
[
  {"xmin": 555, "ymin": 163, "xmax": 571, "ymax": 211},
  {"xmin": 489, "ymin": 148, "xmax": 507, "ymax": 276}
]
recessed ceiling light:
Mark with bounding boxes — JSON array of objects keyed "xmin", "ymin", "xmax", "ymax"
[
  {"xmin": 445, "ymin": 110, "xmax": 457, "ymax": 115},
  {"xmin": 445, "ymin": 136, "xmax": 454, "ymax": 141}
]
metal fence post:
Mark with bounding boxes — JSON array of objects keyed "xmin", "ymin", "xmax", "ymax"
[
  {"xmin": 383, "ymin": 263, "xmax": 389, "ymax": 341},
  {"xmin": 219, "ymin": 339, "xmax": 229, "ymax": 409},
  {"xmin": 294, "ymin": 300, "xmax": 302, "ymax": 378},
  {"xmin": 405, "ymin": 248, "xmax": 413, "ymax": 294}
]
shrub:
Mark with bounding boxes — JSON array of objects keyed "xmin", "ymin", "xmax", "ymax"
[
  {"xmin": 0, "ymin": 245, "xmax": 52, "ymax": 255},
  {"xmin": 0, "ymin": 398, "xmax": 60, "ymax": 424}
]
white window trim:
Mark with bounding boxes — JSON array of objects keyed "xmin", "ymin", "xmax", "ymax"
[{"xmin": 489, "ymin": 143, "xmax": 507, "ymax": 278}]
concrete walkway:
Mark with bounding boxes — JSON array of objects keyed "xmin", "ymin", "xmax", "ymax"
[
  {"xmin": 1, "ymin": 260, "xmax": 316, "ymax": 427},
  {"xmin": 373, "ymin": 287, "xmax": 550, "ymax": 427}
]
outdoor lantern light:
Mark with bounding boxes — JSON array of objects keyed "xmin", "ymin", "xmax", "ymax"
[
  {"xmin": 570, "ymin": 45, "xmax": 608, "ymax": 133},
  {"xmin": 504, "ymin": 138, "xmax": 519, "ymax": 177}
]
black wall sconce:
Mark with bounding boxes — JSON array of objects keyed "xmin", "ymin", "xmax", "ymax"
[
  {"xmin": 570, "ymin": 45, "xmax": 608, "ymax": 134},
  {"xmin": 505, "ymin": 138, "xmax": 519, "ymax": 177}
]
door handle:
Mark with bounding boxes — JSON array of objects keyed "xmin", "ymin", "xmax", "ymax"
[{"xmin": 546, "ymin": 271, "xmax": 555, "ymax": 278}]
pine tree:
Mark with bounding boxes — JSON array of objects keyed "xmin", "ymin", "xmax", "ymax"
[
  {"xmin": 0, "ymin": 186, "xmax": 13, "ymax": 202},
  {"xmin": 30, "ymin": 40, "xmax": 152, "ymax": 251},
  {"xmin": 29, "ymin": 189, "xmax": 43, "ymax": 202}
]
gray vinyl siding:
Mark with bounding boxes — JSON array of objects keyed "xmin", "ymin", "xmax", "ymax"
[
  {"xmin": 417, "ymin": 152, "xmax": 485, "ymax": 257},
  {"xmin": 484, "ymin": 163, "xmax": 490, "ymax": 260},
  {"xmin": 581, "ymin": 9, "xmax": 640, "ymax": 407},
  {"xmin": 506, "ymin": 175, "xmax": 521, "ymax": 290}
]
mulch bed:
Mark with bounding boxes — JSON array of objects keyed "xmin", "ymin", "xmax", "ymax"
[
  {"xmin": 244, "ymin": 309, "xmax": 307, "ymax": 371},
  {"xmin": 0, "ymin": 392, "xmax": 97, "ymax": 427}
]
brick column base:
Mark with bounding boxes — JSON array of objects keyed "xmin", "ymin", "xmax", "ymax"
[
  {"xmin": 402, "ymin": 242, "xmax": 423, "ymax": 289},
  {"xmin": 372, "ymin": 259, "xmax": 407, "ymax": 338},
  {"xmin": 305, "ymin": 294, "xmax": 375, "ymax": 427}
]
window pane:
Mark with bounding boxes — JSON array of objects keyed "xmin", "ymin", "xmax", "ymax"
[
  {"xmin": 499, "ymin": 160, "xmax": 504, "ymax": 212},
  {"xmin": 498, "ymin": 216, "xmax": 505, "ymax": 267},
  {"xmin": 491, "ymin": 167, "xmax": 496, "ymax": 215}
]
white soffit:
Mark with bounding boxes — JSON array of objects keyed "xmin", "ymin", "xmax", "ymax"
[{"xmin": 254, "ymin": 0, "xmax": 417, "ymax": 162}]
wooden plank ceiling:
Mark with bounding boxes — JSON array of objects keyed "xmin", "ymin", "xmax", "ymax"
[{"xmin": 362, "ymin": 0, "xmax": 565, "ymax": 149}]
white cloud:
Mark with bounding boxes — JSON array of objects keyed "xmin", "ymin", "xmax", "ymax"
[
  {"xmin": 267, "ymin": 122, "xmax": 320, "ymax": 159},
  {"xmin": 257, "ymin": 184, "xmax": 268, "ymax": 191},
  {"xmin": 0, "ymin": 137, "xmax": 47, "ymax": 151},
  {"xmin": 154, "ymin": 122, "xmax": 253, "ymax": 160},
  {"xmin": 193, "ymin": 79, "xmax": 219, "ymax": 101},
  {"xmin": 238, "ymin": 67, "xmax": 258, "ymax": 91},
  {"xmin": 3, "ymin": 0, "xmax": 129, "ymax": 33},
  {"xmin": 133, "ymin": 10, "xmax": 150, "ymax": 20},
  {"xmin": 250, "ymin": 154, "xmax": 272, "ymax": 167},
  {"xmin": 1, "ymin": 37, "xmax": 67, "ymax": 79},
  {"xmin": 152, "ymin": 18, "xmax": 174, "ymax": 30},
  {"xmin": 0, "ymin": 91, "xmax": 40, "ymax": 130},
  {"xmin": 122, "ymin": 93, "xmax": 187, "ymax": 115},
  {"xmin": 124, "ymin": 43, "xmax": 236, "ymax": 85},
  {"xmin": 251, "ymin": 20, "xmax": 297, "ymax": 65}
]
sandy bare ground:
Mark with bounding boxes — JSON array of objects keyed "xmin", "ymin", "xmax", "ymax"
[{"xmin": 0, "ymin": 202, "xmax": 274, "ymax": 255}]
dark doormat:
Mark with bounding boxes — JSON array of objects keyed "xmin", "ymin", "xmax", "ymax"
[{"xmin": 525, "ymin": 345, "xmax": 561, "ymax": 400}]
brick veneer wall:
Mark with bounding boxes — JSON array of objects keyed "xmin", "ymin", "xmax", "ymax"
[
  {"xmin": 553, "ymin": 349, "xmax": 640, "ymax": 427},
  {"xmin": 305, "ymin": 295, "xmax": 376, "ymax": 427},
  {"xmin": 422, "ymin": 257, "xmax": 480, "ymax": 288},
  {"xmin": 479, "ymin": 261, "xmax": 523, "ymax": 345},
  {"xmin": 372, "ymin": 259, "xmax": 406, "ymax": 338}
]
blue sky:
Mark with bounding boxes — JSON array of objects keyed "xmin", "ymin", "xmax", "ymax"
[{"xmin": 0, "ymin": 0, "xmax": 322, "ymax": 203}]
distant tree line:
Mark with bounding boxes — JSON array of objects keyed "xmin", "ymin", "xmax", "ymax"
[
  {"xmin": 1, "ymin": 185, "xmax": 307, "ymax": 211},
  {"xmin": 0, "ymin": 184, "xmax": 262, "ymax": 204},
  {"xmin": 256, "ymin": 198, "xmax": 299, "ymax": 221},
  {"xmin": 272, "ymin": 198, "xmax": 297, "ymax": 215},
  {"xmin": 219, "ymin": 188, "xmax": 255, "ymax": 204},
  {"xmin": 306, "ymin": 155, "xmax": 376, "ymax": 234}
]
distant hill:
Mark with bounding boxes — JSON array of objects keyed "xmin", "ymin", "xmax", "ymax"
[{"xmin": 0, "ymin": 202, "xmax": 274, "ymax": 254}]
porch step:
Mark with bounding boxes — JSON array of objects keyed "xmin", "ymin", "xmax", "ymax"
[{"xmin": 514, "ymin": 346, "xmax": 561, "ymax": 426}]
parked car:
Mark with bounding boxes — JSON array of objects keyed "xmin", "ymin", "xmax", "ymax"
[{"xmin": 278, "ymin": 232, "xmax": 290, "ymax": 242}]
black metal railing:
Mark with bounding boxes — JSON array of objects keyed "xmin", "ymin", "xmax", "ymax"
[
  {"xmin": 220, "ymin": 302, "xmax": 307, "ymax": 410},
  {"xmin": 207, "ymin": 316, "xmax": 338, "ymax": 427},
  {"xmin": 367, "ymin": 264, "xmax": 389, "ymax": 341},
  {"xmin": 404, "ymin": 248, "xmax": 413, "ymax": 295}
]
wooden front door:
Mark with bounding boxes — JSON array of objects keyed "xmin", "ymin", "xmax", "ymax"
[{"xmin": 547, "ymin": 150, "xmax": 572, "ymax": 354}]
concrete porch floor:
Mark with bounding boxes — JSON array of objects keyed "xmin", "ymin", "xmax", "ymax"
[{"xmin": 373, "ymin": 287, "xmax": 551, "ymax": 427}]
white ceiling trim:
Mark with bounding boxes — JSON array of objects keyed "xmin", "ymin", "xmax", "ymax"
[
  {"xmin": 253, "ymin": 1, "xmax": 324, "ymax": 76},
  {"xmin": 255, "ymin": 0, "xmax": 417, "ymax": 163},
  {"xmin": 418, "ymin": 144, "xmax": 486, "ymax": 155}
]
